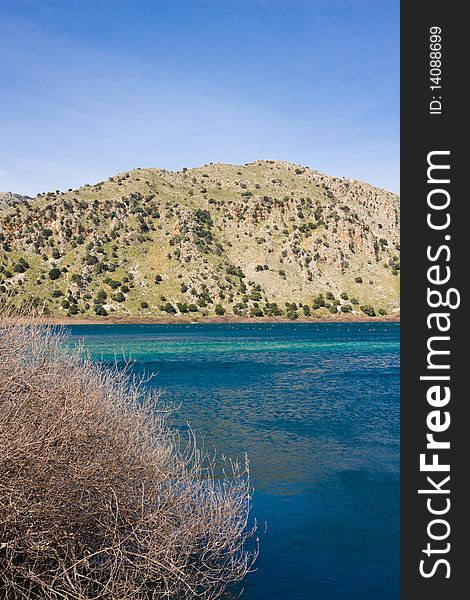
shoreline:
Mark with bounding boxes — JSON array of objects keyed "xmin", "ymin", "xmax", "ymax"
[{"xmin": 35, "ymin": 314, "xmax": 400, "ymax": 325}]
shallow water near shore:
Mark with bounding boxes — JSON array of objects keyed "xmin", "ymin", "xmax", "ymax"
[{"xmin": 66, "ymin": 322, "xmax": 399, "ymax": 600}]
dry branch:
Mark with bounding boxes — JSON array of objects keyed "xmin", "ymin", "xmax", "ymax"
[{"xmin": 0, "ymin": 316, "xmax": 256, "ymax": 599}]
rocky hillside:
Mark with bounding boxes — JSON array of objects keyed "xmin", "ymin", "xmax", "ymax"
[
  {"xmin": 0, "ymin": 192, "xmax": 31, "ymax": 210},
  {"xmin": 0, "ymin": 161, "xmax": 399, "ymax": 319}
]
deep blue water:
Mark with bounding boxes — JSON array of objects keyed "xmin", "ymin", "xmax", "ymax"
[{"xmin": 66, "ymin": 322, "xmax": 400, "ymax": 600}]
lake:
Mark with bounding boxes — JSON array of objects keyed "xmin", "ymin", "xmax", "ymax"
[{"xmin": 66, "ymin": 322, "xmax": 400, "ymax": 600}]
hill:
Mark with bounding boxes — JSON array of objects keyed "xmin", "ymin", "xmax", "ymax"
[
  {"xmin": 0, "ymin": 160, "xmax": 399, "ymax": 320},
  {"xmin": 0, "ymin": 191, "xmax": 31, "ymax": 210}
]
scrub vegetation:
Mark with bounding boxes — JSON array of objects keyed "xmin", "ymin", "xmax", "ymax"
[{"xmin": 0, "ymin": 315, "xmax": 256, "ymax": 599}]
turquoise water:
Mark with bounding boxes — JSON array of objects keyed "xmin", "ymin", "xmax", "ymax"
[{"xmin": 66, "ymin": 322, "xmax": 399, "ymax": 600}]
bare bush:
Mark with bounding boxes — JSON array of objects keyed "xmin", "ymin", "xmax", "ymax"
[{"xmin": 0, "ymin": 316, "xmax": 256, "ymax": 599}]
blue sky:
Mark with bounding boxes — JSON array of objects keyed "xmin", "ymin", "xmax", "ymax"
[{"xmin": 0, "ymin": 0, "xmax": 399, "ymax": 195}]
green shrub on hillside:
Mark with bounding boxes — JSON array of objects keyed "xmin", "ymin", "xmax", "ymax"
[
  {"xmin": 13, "ymin": 263, "xmax": 26, "ymax": 273},
  {"xmin": 48, "ymin": 268, "xmax": 61, "ymax": 281},
  {"xmin": 360, "ymin": 305, "xmax": 376, "ymax": 317},
  {"xmin": 68, "ymin": 304, "xmax": 79, "ymax": 316},
  {"xmin": 161, "ymin": 302, "xmax": 176, "ymax": 314},
  {"xmin": 95, "ymin": 289, "xmax": 107, "ymax": 303},
  {"xmin": 176, "ymin": 302, "xmax": 188, "ymax": 313},
  {"xmin": 311, "ymin": 294, "xmax": 325, "ymax": 309},
  {"xmin": 286, "ymin": 309, "xmax": 299, "ymax": 320},
  {"xmin": 264, "ymin": 302, "xmax": 283, "ymax": 317}
]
